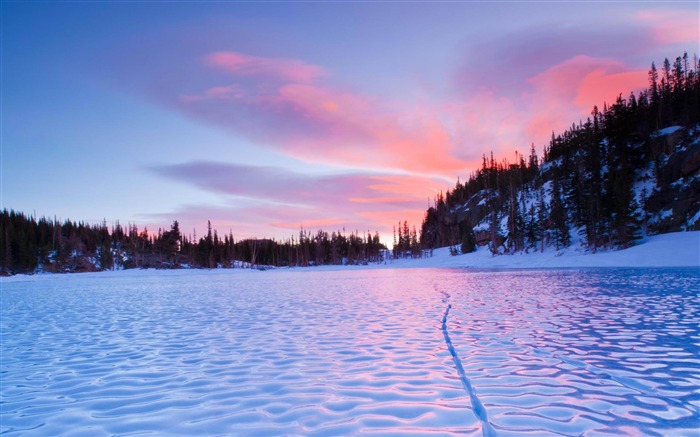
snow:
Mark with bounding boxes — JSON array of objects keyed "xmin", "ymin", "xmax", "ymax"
[
  {"xmin": 658, "ymin": 208, "xmax": 674, "ymax": 220},
  {"xmin": 689, "ymin": 209, "xmax": 700, "ymax": 229},
  {"xmin": 3, "ymin": 232, "xmax": 698, "ymax": 284},
  {"xmin": 381, "ymin": 231, "xmax": 699, "ymax": 269},
  {"xmin": 303, "ymin": 230, "xmax": 697, "ymax": 271},
  {"xmin": 655, "ymin": 125, "xmax": 683, "ymax": 136},
  {"xmin": 2, "ymin": 265, "xmax": 698, "ymax": 436}
]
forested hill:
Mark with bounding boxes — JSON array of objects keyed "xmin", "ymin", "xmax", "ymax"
[{"xmin": 420, "ymin": 54, "xmax": 700, "ymax": 255}]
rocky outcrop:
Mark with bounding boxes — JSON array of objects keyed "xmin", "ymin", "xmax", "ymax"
[{"xmin": 646, "ymin": 127, "xmax": 700, "ymax": 233}]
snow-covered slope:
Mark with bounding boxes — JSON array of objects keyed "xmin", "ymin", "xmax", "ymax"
[
  {"xmin": 382, "ymin": 230, "xmax": 699, "ymax": 269},
  {"xmin": 328, "ymin": 230, "xmax": 699, "ymax": 271}
]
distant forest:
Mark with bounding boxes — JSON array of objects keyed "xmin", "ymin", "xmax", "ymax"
[
  {"xmin": 421, "ymin": 53, "xmax": 700, "ymax": 254},
  {"xmin": 0, "ymin": 214, "xmax": 388, "ymax": 275},
  {"xmin": 2, "ymin": 54, "xmax": 699, "ymax": 275}
]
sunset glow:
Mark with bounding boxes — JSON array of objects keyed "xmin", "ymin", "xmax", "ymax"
[{"xmin": 3, "ymin": 2, "xmax": 697, "ymax": 244}]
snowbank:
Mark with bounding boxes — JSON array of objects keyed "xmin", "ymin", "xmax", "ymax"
[
  {"xmin": 380, "ymin": 230, "xmax": 700, "ymax": 270},
  {"xmin": 2, "ymin": 232, "xmax": 697, "ymax": 283}
]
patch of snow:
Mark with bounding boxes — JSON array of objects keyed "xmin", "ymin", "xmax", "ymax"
[
  {"xmin": 540, "ymin": 180, "xmax": 553, "ymax": 205},
  {"xmin": 539, "ymin": 159, "xmax": 561, "ymax": 173},
  {"xmin": 378, "ymin": 231, "xmax": 698, "ymax": 270},
  {"xmin": 659, "ymin": 209, "xmax": 674, "ymax": 220},
  {"xmin": 654, "ymin": 125, "xmax": 683, "ymax": 136}
]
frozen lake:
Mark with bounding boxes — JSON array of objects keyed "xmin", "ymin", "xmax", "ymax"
[{"xmin": 2, "ymin": 268, "xmax": 699, "ymax": 436}]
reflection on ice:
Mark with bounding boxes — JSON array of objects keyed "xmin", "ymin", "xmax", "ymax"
[
  {"xmin": 441, "ymin": 269, "xmax": 699, "ymax": 436},
  {"xmin": 1, "ymin": 268, "xmax": 698, "ymax": 436}
]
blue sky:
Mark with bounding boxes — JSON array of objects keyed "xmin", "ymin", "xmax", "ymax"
[{"xmin": 2, "ymin": 1, "xmax": 698, "ymax": 242}]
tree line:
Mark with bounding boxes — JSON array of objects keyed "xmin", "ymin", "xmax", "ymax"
[
  {"xmin": 392, "ymin": 221, "xmax": 426, "ymax": 259},
  {"xmin": 0, "ymin": 211, "xmax": 387, "ymax": 275},
  {"xmin": 421, "ymin": 53, "xmax": 700, "ymax": 254}
]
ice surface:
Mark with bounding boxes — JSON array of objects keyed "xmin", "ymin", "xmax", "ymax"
[{"xmin": 2, "ymin": 268, "xmax": 698, "ymax": 436}]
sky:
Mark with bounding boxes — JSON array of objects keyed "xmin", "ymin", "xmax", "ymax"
[{"xmin": 2, "ymin": 1, "xmax": 698, "ymax": 245}]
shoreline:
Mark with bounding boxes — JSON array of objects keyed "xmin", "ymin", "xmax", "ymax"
[{"xmin": 2, "ymin": 231, "xmax": 698, "ymax": 282}]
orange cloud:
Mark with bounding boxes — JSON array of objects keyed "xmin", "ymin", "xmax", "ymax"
[
  {"xmin": 176, "ymin": 50, "xmax": 477, "ymax": 176},
  {"xmin": 161, "ymin": 47, "xmax": 681, "ymax": 242},
  {"xmin": 151, "ymin": 162, "xmax": 447, "ymax": 243},
  {"xmin": 368, "ymin": 174, "xmax": 445, "ymax": 197},
  {"xmin": 576, "ymin": 69, "xmax": 648, "ymax": 109},
  {"xmin": 521, "ymin": 55, "xmax": 649, "ymax": 148}
]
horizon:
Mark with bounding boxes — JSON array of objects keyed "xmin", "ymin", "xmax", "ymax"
[{"xmin": 2, "ymin": 1, "xmax": 698, "ymax": 246}]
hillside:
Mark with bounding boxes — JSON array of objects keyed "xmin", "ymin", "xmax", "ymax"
[{"xmin": 419, "ymin": 54, "xmax": 700, "ymax": 255}]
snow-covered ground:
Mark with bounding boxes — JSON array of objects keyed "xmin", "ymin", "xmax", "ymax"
[
  {"xmin": 290, "ymin": 230, "xmax": 698, "ymax": 272},
  {"xmin": 381, "ymin": 230, "xmax": 700, "ymax": 270},
  {"xmin": 2, "ymin": 267, "xmax": 698, "ymax": 436},
  {"xmin": 2, "ymin": 231, "xmax": 697, "ymax": 285}
]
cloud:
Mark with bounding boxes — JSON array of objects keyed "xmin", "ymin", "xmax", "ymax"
[
  {"xmin": 102, "ymin": 8, "xmax": 698, "ymax": 240},
  {"xmin": 449, "ymin": 10, "xmax": 696, "ymax": 153},
  {"xmin": 116, "ymin": 19, "xmax": 688, "ymax": 178},
  {"xmin": 205, "ymin": 51, "xmax": 326, "ymax": 83},
  {"xmin": 175, "ymin": 49, "xmax": 657, "ymax": 192},
  {"xmin": 528, "ymin": 56, "xmax": 648, "ymax": 107},
  {"xmin": 453, "ymin": 24, "xmax": 655, "ymax": 99},
  {"xmin": 173, "ymin": 50, "xmax": 473, "ymax": 176},
  {"xmin": 152, "ymin": 161, "xmax": 428, "ymax": 208},
  {"xmin": 635, "ymin": 9, "xmax": 699, "ymax": 45},
  {"xmin": 521, "ymin": 55, "xmax": 648, "ymax": 144},
  {"xmin": 150, "ymin": 161, "xmax": 442, "ymax": 241}
]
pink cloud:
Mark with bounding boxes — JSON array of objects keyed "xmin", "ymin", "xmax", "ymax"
[
  {"xmin": 181, "ymin": 64, "xmax": 471, "ymax": 175},
  {"xmin": 356, "ymin": 210, "xmax": 428, "ymax": 234},
  {"xmin": 349, "ymin": 197, "xmax": 415, "ymax": 204},
  {"xmin": 269, "ymin": 217, "xmax": 348, "ymax": 230},
  {"xmin": 116, "ymin": 21, "xmax": 696, "ymax": 241},
  {"xmin": 139, "ymin": 205, "xmax": 273, "ymax": 240},
  {"xmin": 519, "ymin": 55, "xmax": 649, "ymax": 147},
  {"xmin": 635, "ymin": 10, "xmax": 699, "ymax": 45},
  {"xmin": 179, "ymin": 50, "xmax": 479, "ymax": 176},
  {"xmin": 205, "ymin": 51, "xmax": 325, "ymax": 83},
  {"xmin": 180, "ymin": 51, "xmax": 657, "ymax": 181},
  {"xmin": 150, "ymin": 161, "xmax": 445, "ymax": 242},
  {"xmin": 205, "ymin": 84, "xmax": 245, "ymax": 99},
  {"xmin": 575, "ymin": 69, "xmax": 648, "ymax": 109},
  {"xmin": 153, "ymin": 161, "xmax": 442, "ymax": 213},
  {"xmin": 89, "ymin": 8, "xmax": 700, "ymax": 245},
  {"xmin": 529, "ymin": 55, "xmax": 647, "ymax": 109}
]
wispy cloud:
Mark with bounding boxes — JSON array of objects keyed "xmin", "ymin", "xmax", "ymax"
[
  {"xmin": 179, "ymin": 54, "xmax": 471, "ymax": 175},
  {"xmin": 150, "ymin": 161, "xmax": 441, "ymax": 238},
  {"xmin": 522, "ymin": 55, "xmax": 648, "ymax": 142},
  {"xmin": 635, "ymin": 9, "xmax": 699, "ymax": 45},
  {"xmin": 205, "ymin": 51, "xmax": 326, "ymax": 83},
  {"xmin": 104, "ymin": 6, "xmax": 697, "ymax": 239}
]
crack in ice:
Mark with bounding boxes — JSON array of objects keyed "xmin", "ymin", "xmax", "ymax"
[{"xmin": 441, "ymin": 301, "xmax": 496, "ymax": 437}]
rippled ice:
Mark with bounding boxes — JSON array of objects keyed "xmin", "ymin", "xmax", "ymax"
[{"xmin": 1, "ymin": 268, "xmax": 698, "ymax": 436}]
